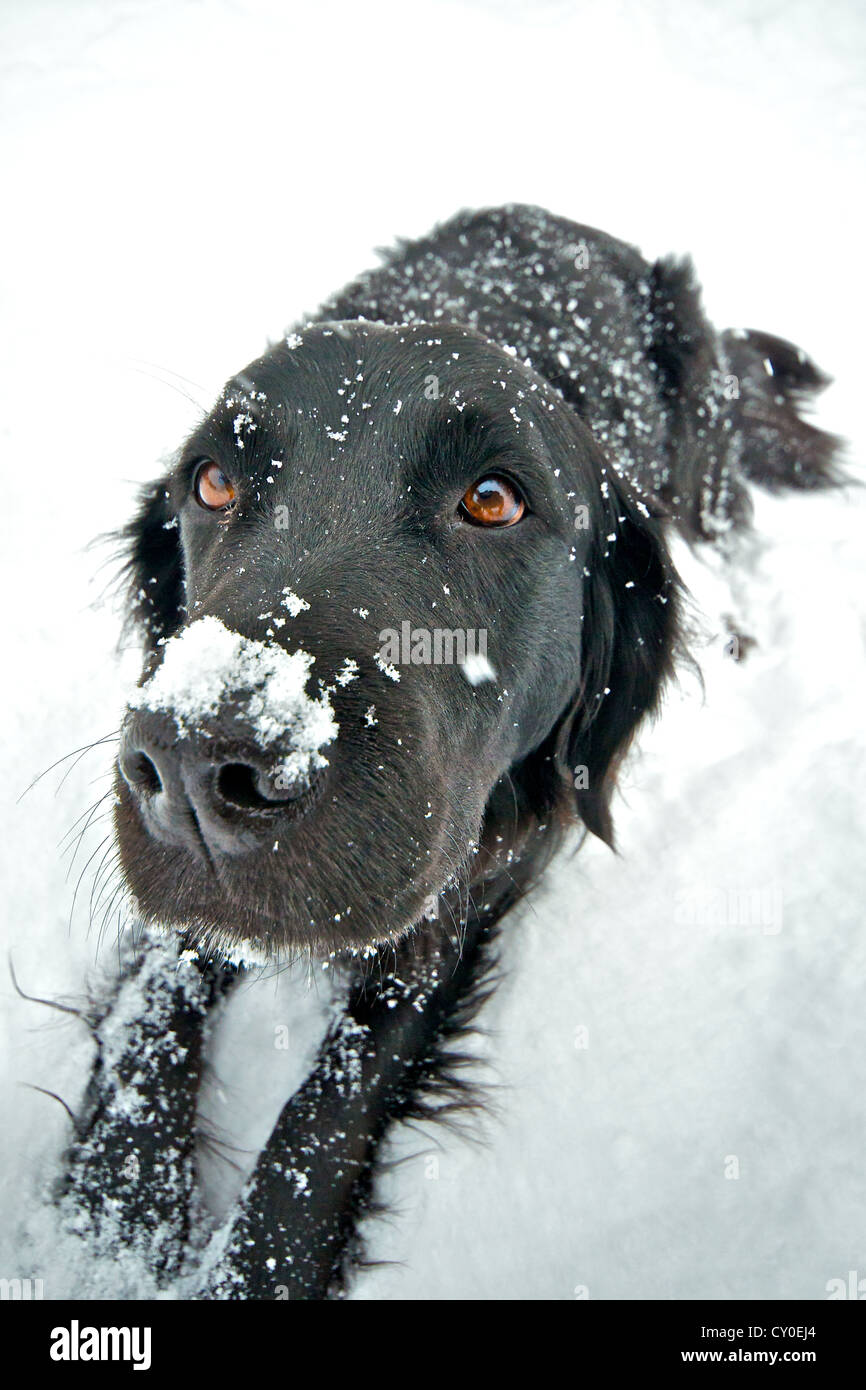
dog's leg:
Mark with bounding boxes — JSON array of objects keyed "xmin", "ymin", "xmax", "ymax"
[
  {"xmin": 200, "ymin": 897, "xmax": 506, "ymax": 1301},
  {"xmin": 59, "ymin": 931, "xmax": 236, "ymax": 1281}
]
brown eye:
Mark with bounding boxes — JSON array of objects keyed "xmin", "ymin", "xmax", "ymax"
[
  {"xmin": 194, "ymin": 460, "xmax": 236, "ymax": 512},
  {"xmin": 459, "ymin": 474, "xmax": 526, "ymax": 527}
]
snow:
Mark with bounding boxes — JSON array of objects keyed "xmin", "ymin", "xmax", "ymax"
[
  {"xmin": 335, "ymin": 658, "xmax": 359, "ymax": 687},
  {"xmin": 461, "ymin": 652, "xmax": 497, "ymax": 685},
  {"xmin": 280, "ymin": 588, "xmax": 310, "ymax": 617},
  {"xmin": 1, "ymin": 0, "xmax": 865, "ymax": 1303},
  {"xmin": 355, "ymin": 499, "xmax": 866, "ymax": 1299},
  {"xmin": 374, "ymin": 651, "xmax": 401, "ymax": 682},
  {"xmin": 130, "ymin": 616, "xmax": 338, "ymax": 784}
]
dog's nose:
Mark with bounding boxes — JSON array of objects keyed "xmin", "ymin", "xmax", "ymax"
[{"xmin": 118, "ymin": 712, "xmax": 323, "ymax": 858}]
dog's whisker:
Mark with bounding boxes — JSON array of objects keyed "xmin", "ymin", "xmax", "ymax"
[
  {"xmin": 93, "ymin": 866, "xmax": 128, "ymax": 943},
  {"xmin": 437, "ymin": 894, "xmax": 464, "ymax": 958},
  {"xmin": 126, "ymin": 359, "xmax": 209, "ymax": 414},
  {"xmin": 85, "ymin": 770, "xmax": 117, "ymax": 787},
  {"xmin": 503, "ymin": 771, "xmax": 521, "ymax": 847},
  {"xmin": 432, "ymin": 816, "xmax": 478, "ymax": 936},
  {"xmin": 68, "ymin": 834, "xmax": 112, "ymax": 938},
  {"xmin": 94, "ymin": 875, "xmax": 133, "ymax": 963},
  {"xmin": 20, "ymin": 1083, "xmax": 77, "ymax": 1126},
  {"xmin": 8, "ymin": 958, "xmax": 90, "ymax": 1025},
  {"xmin": 62, "ymin": 810, "xmax": 115, "ymax": 871},
  {"xmin": 59, "ymin": 789, "xmax": 113, "ymax": 851},
  {"xmin": 61, "ymin": 794, "xmax": 115, "ymax": 874},
  {"xmin": 130, "ymin": 356, "xmax": 209, "ymax": 391},
  {"xmin": 96, "ymin": 891, "xmax": 129, "ymax": 962},
  {"xmin": 88, "ymin": 840, "xmax": 122, "ymax": 916},
  {"xmin": 18, "ymin": 731, "xmax": 120, "ymax": 803},
  {"xmin": 80, "ymin": 839, "xmax": 120, "ymax": 942}
]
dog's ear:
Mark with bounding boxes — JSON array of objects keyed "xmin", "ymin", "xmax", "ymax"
[
  {"xmin": 645, "ymin": 257, "xmax": 844, "ymax": 537},
  {"xmin": 553, "ymin": 471, "xmax": 681, "ymax": 846},
  {"xmin": 644, "ymin": 254, "xmax": 753, "ymax": 537},
  {"xmin": 119, "ymin": 475, "xmax": 185, "ymax": 650}
]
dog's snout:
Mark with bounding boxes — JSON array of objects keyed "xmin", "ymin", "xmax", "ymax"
[{"xmin": 119, "ymin": 711, "xmax": 324, "ymax": 859}]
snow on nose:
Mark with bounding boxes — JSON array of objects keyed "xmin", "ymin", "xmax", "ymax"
[{"xmin": 128, "ymin": 616, "xmax": 340, "ymax": 787}]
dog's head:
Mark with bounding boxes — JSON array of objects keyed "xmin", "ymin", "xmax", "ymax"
[{"xmin": 115, "ymin": 320, "xmax": 679, "ymax": 959}]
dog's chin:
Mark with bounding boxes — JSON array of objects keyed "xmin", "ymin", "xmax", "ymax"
[
  {"xmin": 137, "ymin": 894, "xmax": 446, "ymax": 971},
  {"xmin": 126, "ymin": 885, "xmax": 450, "ymax": 969},
  {"xmin": 114, "ymin": 806, "xmax": 463, "ymax": 965}
]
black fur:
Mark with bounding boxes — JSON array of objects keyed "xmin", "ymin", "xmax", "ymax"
[{"xmin": 59, "ymin": 204, "xmax": 840, "ymax": 1297}]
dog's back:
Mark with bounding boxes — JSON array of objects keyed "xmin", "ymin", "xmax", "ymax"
[{"xmin": 320, "ymin": 203, "xmax": 841, "ymax": 539}]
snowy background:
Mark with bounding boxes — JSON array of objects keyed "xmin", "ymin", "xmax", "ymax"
[{"xmin": 1, "ymin": 0, "xmax": 864, "ymax": 1300}]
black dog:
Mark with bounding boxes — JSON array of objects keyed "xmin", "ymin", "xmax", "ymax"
[{"xmin": 59, "ymin": 204, "xmax": 839, "ymax": 1298}]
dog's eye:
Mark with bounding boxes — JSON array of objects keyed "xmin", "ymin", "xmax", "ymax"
[
  {"xmin": 459, "ymin": 474, "xmax": 526, "ymax": 527},
  {"xmin": 194, "ymin": 461, "xmax": 236, "ymax": 512}
]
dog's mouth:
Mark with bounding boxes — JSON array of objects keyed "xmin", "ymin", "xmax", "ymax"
[{"xmin": 113, "ymin": 766, "xmax": 472, "ymax": 964}]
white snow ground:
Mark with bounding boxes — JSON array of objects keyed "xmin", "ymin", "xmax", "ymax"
[{"xmin": 1, "ymin": 0, "xmax": 864, "ymax": 1300}]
